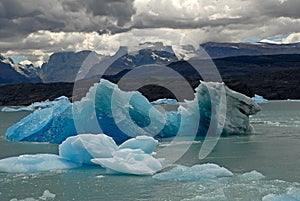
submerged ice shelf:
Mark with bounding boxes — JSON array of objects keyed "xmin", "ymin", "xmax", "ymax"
[{"xmin": 5, "ymin": 79, "xmax": 261, "ymax": 144}]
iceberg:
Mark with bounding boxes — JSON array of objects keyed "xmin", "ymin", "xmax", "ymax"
[
  {"xmin": 0, "ymin": 154, "xmax": 81, "ymax": 173},
  {"xmin": 153, "ymin": 163, "xmax": 233, "ymax": 181},
  {"xmin": 91, "ymin": 149, "xmax": 162, "ymax": 175},
  {"xmin": 238, "ymin": 170, "xmax": 265, "ymax": 181},
  {"xmin": 5, "ymin": 97, "xmax": 76, "ymax": 144},
  {"xmin": 151, "ymin": 98, "xmax": 177, "ymax": 105},
  {"xmin": 59, "ymin": 134, "xmax": 162, "ymax": 175},
  {"xmin": 1, "ymin": 96, "xmax": 69, "ymax": 112},
  {"xmin": 5, "ymin": 79, "xmax": 260, "ymax": 144},
  {"xmin": 0, "ymin": 134, "xmax": 162, "ymax": 175},
  {"xmin": 252, "ymin": 94, "xmax": 268, "ymax": 104},
  {"xmin": 59, "ymin": 134, "xmax": 118, "ymax": 165},
  {"xmin": 119, "ymin": 135, "xmax": 158, "ymax": 154}
]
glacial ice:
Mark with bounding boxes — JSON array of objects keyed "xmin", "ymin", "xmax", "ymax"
[
  {"xmin": 0, "ymin": 154, "xmax": 81, "ymax": 173},
  {"xmin": 58, "ymin": 134, "xmax": 162, "ymax": 175},
  {"xmin": 263, "ymin": 188, "xmax": 300, "ymax": 201},
  {"xmin": 151, "ymin": 98, "xmax": 177, "ymax": 105},
  {"xmin": 252, "ymin": 94, "xmax": 268, "ymax": 104},
  {"xmin": 1, "ymin": 96, "xmax": 69, "ymax": 112},
  {"xmin": 119, "ymin": 135, "xmax": 158, "ymax": 154},
  {"xmin": 153, "ymin": 163, "xmax": 233, "ymax": 181},
  {"xmin": 238, "ymin": 170, "xmax": 265, "ymax": 181},
  {"xmin": 5, "ymin": 79, "xmax": 260, "ymax": 144},
  {"xmin": 0, "ymin": 134, "xmax": 162, "ymax": 175},
  {"xmin": 10, "ymin": 190, "xmax": 56, "ymax": 201},
  {"xmin": 5, "ymin": 97, "xmax": 76, "ymax": 144},
  {"xmin": 91, "ymin": 149, "xmax": 162, "ymax": 175},
  {"xmin": 59, "ymin": 134, "xmax": 118, "ymax": 165}
]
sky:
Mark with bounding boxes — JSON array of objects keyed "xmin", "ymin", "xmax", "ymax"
[{"xmin": 1, "ymin": 0, "xmax": 300, "ymax": 66}]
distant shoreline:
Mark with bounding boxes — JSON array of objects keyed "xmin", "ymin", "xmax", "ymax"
[{"xmin": 1, "ymin": 74, "xmax": 300, "ymax": 106}]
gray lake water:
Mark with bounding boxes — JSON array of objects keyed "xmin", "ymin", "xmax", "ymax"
[{"xmin": 1, "ymin": 101, "xmax": 300, "ymax": 200}]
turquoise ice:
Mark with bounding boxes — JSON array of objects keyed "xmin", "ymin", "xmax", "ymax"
[{"xmin": 5, "ymin": 79, "xmax": 260, "ymax": 144}]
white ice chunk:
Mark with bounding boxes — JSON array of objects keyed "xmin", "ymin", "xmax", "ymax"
[
  {"xmin": 1, "ymin": 96, "xmax": 69, "ymax": 112},
  {"xmin": 119, "ymin": 135, "xmax": 158, "ymax": 154},
  {"xmin": 151, "ymin": 98, "xmax": 177, "ymax": 105},
  {"xmin": 263, "ymin": 188, "xmax": 300, "ymax": 201},
  {"xmin": 252, "ymin": 94, "xmax": 268, "ymax": 104},
  {"xmin": 10, "ymin": 190, "xmax": 56, "ymax": 201},
  {"xmin": 91, "ymin": 149, "xmax": 162, "ymax": 175},
  {"xmin": 39, "ymin": 190, "xmax": 56, "ymax": 200},
  {"xmin": 153, "ymin": 163, "xmax": 233, "ymax": 181},
  {"xmin": 239, "ymin": 170, "xmax": 265, "ymax": 181},
  {"xmin": 59, "ymin": 134, "xmax": 118, "ymax": 165},
  {"xmin": 0, "ymin": 154, "xmax": 80, "ymax": 173}
]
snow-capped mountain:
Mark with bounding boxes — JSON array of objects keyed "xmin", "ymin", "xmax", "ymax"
[
  {"xmin": 0, "ymin": 54, "xmax": 40, "ymax": 84},
  {"xmin": 40, "ymin": 43, "xmax": 179, "ymax": 83},
  {"xmin": 2, "ymin": 42, "xmax": 300, "ymax": 84}
]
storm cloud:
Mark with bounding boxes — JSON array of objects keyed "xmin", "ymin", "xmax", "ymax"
[{"xmin": 1, "ymin": 0, "xmax": 300, "ymax": 65}]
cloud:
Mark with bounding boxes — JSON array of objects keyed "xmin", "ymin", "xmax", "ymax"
[
  {"xmin": 261, "ymin": 32, "xmax": 300, "ymax": 44},
  {"xmin": 3, "ymin": 31, "xmax": 107, "ymax": 66},
  {"xmin": 0, "ymin": 0, "xmax": 135, "ymax": 41},
  {"xmin": 1, "ymin": 0, "xmax": 300, "ymax": 66}
]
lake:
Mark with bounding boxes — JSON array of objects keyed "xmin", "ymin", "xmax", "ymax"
[{"xmin": 1, "ymin": 101, "xmax": 300, "ymax": 200}]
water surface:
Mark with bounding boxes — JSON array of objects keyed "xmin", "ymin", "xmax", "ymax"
[{"xmin": 0, "ymin": 101, "xmax": 300, "ymax": 200}]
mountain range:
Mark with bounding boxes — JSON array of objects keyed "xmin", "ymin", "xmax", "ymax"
[
  {"xmin": 1, "ymin": 41, "xmax": 300, "ymax": 105},
  {"xmin": 2, "ymin": 42, "xmax": 300, "ymax": 84}
]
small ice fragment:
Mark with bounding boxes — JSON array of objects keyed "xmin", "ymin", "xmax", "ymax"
[
  {"xmin": 0, "ymin": 154, "xmax": 81, "ymax": 173},
  {"xmin": 153, "ymin": 163, "xmax": 233, "ymax": 181},
  {"xmin": 39, "ymin": 190, "xmax": 56, "ymax": 200}
]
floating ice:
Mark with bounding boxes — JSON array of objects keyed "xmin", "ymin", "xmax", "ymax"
[
  {"xmin": 119, "ymin": 135, "xmax": 158, "ymax": 154},
  {"xmin": 183, "ymin": 189, "xmax": 227, "ymax": 201},
  {"xmin": 5, "ymin": 79, "xmax": 260, "ymax": 144},
  {"xmin": 153, "ymin": 163, "xmax": 233, "ymax": 181},
  {"xmin": 252, "ymin": 94, "xmax": 268, "ymax": 104},
  {"xmin": 0, "ymin": 134, "xmax": 162, "ymax": 175},
  {"xmin": 263, "ymin": 188, "xmax": 300, "ymax": 201},
  {"xmin": 287, "ymin": 99, "xmax": 300, "ymax": 102},
  {"xmin": 0, "ymin": 154, "xmax": 81, "ymax": 173},
  {"xmin": 239, "ymin": 170, "xmax": 265, "ymax": 181},
  {"xmin": 5, "ymin": 97, "xmax": 76, "ymax": 144},
  {"xmin": 1, "ymin": 96, "xmax": 69, "ymax": 112},
  {"xmin": 91, "ymin": 148, "xmax": 162, "ymax": 175},
  {"xmin": 151, "ymin": 98, "xmax": 177, "ymax": 105},
  {"xmin": 59, "ymin": 134, "xmax": 118, "ymax": 165},
  {"xmin": 10, "ymin": 190, "xmax": 56, "ymax": 201},
  {"xmin": 39, "ymin": 190, "xmax": 56, "ymax": 200}
]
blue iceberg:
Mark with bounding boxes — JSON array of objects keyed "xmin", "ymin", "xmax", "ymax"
[
  {"xmin": 5, "ymin": 79, "xmax": 260, "ymax": 144},
  {"xmin": 5, "ymin": 97, "xmax": 76, "ymax": 144},
  {"xmin": 0, "ymin": 154, "xmax": 81, "ymax": 173}
]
